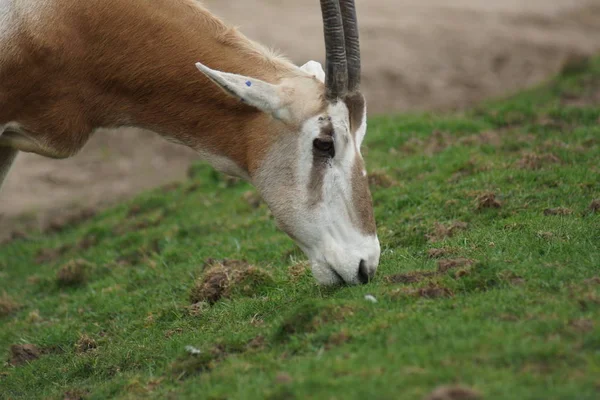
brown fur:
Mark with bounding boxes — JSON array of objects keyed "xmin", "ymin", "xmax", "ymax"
[
  {"xmin": 0, "ymin": 0, "xmax": 313, "ymax": 174},
  {"xmin": 351, "ymin": 157, "xmax": 377, "ymax": 234}
]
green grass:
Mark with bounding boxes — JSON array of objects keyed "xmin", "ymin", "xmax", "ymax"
[{"xmin": 1, "ymin": 58, "xmax": 600, "ymax": 400}]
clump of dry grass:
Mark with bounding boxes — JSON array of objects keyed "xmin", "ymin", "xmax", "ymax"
[
  {"xmin": 75, "ymin": 334, "xmax": 97, "ymax": 354},
  {"xmin": 57, "ymin": 259, "xmax": 93, "ymax": 287},
  {"xmin": 476, "ymin": 192, "xmax": 502, "ymax": 210},
  {"xmin": 190, "ymin": 259, "xmax": 274, "ymax": 304},
  {"xmin": 9, "ymin": 344, "xmax": 40, "ymax": 366},
  {"xmin": 426, "ymin": 221, "xmax": 468, "ymax": 242},
  {"xmin": 543, "ymin": 207, "xmax": 573, "ymax": 216},
  {"xmin": 516, "ymin": 153, "xmax": 561, "ymax": 170},
  {"xmin": 0, "ymin": 292, "xmax": 21, "ymax": 317}
]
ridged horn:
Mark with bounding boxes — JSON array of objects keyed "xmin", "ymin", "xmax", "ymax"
[
  {"xmin": 320, "ymin": 0, "xmax": 348, "ymax": 99},
  {"xmin": 339, "ymin": 0, "xmax": 361, "ymax": 92}
]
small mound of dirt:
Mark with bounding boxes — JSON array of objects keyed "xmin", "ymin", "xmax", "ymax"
[
  {"xmin": 589, "ymin": 199, "xmax": 600, "ymax": 213},
  {"xmin": 393, "ymin": 283, "xmax": 454, "ymax": 299},
  {"xmin": 386, "ymin": 271, "xmax": 436, "ymax": 284},
  {"xmin": 63, "ymin": 389, "xmax": 90, "ymax": 400},
  {"xmin": 437, "ymin": 258, "xmax": 474, "ymax": 273},
  {"xmin": 57, "ymin": 259, "xmax": 93, "ymax": 287},
  {"xmin": 543, "ymin": 207, "xmax": 573, "ymax": 216},
  {"xmin": 0, "ymin": 292, "xmax": 21, "ymax": 317},
  {"xmin": 165, "ymin": 328, "xmax": 184, "ymax": 339},
  {"xmin": 75, "ymin": 334, "xmax": 97, "ymax": 354},
  {"xmin": 428, "ymin": 248, "xmax": 454, "ymax": 259},
  {"xmin": 246, "ymin": 335, "xmax": 266, "ymax": 351},
  {"xmin": 76, "ymin": 234, "xmax": 99, "ymax": 250},
  {"xmin": 415, "ymin": 283, "xmax": 455, "ymax": 299},
  {"xmin": 517, "ymin": 153, "xmax": 561, "ymax": 170},
  {"xmin": 457, "ymin": 131, "xmax": 502, "ymax": 147},
  {"xmin": 46, "ymin": 208, "xmax": 97, "ymax": 234},
  {"xmin": 9, "ymin": 344, "xmax": 40, "ymax": 366},
  {"xmin": 190, "ymin": 260, "xmax": 274, "ymax": 304},
  {"xmin": 368, "ymin": 170, "xmax": 398, "ymax": 188},
  {"xmin": 569, "ymin": 318, "xmax": 593, "ymax": 333},
  {"xmin": 36, "ymin": 245, "xmax": 71, "ymax": 264},
  {"xmin": 426, "ymin": 221, "xmax": 468, "ymax": 242},
  {"xmin": 476, "ymin": 192, "xmax": 502, "ymax": 210},
  {"xmin": 275, "ymin": 372, "xmax": 293, "ymax": 384},
  {"xmin": 424, "ymin": 385, "xmax": 481, "ymax": 400}
]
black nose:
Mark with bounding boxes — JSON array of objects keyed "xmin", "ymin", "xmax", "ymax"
[{"xmin": 358, "ymin": 259, "xmax": 370, "ymax": 284}]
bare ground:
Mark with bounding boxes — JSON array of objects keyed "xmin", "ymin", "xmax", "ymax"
[{"xmin": 2, "ymin": 0, "xmax": 600, "ymax": 241}]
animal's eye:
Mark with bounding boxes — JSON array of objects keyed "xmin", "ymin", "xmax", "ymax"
[{"xmin": 313, "ymin": 137, "xmax": 335, "ymax": 158}]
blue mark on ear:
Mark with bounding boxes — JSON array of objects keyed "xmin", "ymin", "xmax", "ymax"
[{"xmin": 245, "ymin": 80, "xmax": 252, "ymax": 87}]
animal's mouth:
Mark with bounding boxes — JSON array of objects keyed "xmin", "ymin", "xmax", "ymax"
[{"xmin": 327, "ymin": 264, "xmax": 345, "ymax": 284}]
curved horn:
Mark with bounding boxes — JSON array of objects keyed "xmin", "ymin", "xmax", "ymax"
[
  {"xmin": 339, "ymin": 0, "xmax": 361, "ymax": 92},
  {"xmin": 320, "ymin": 0, "xmax": 348, "ymax": 99}
]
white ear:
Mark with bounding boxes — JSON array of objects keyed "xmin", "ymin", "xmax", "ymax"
[
  {"xmin": 195, "ymin": 62, "xmax": 287, "ymax": 117},
  {"xmin": 299, "ymin": 60, "xmax": 325, "ymax": 83}
]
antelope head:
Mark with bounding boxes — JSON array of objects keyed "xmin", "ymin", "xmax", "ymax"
[{"xmin": 195, "ymin": 0, "xmax": 379, "ymax": 285}]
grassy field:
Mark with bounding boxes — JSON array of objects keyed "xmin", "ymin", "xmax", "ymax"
[{"xmin": 1, "ymin": 58, "xmax": 599, "ymax": 400}]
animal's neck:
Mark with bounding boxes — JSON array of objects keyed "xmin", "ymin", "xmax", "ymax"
[{"xmin": 88, "ymin": 0, "xmax": 296, "ymax": 178}]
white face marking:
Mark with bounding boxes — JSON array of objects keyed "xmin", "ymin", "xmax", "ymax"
[{"xmin": 254, "ymin": 101, "xmax": 380, "ymax": 286}]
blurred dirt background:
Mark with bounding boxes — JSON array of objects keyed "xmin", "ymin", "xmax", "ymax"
[{"xmin": 2, "ymin": 0, "xmax": 600, "ymax": 241}]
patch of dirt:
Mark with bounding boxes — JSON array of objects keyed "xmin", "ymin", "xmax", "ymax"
[
  {"xmin": 427, "ymin": 248, "xmax": 454, "ymax": 259},
  {"xmin": 516, "ymin": 153, "xmax": 562, "ymax": 169},
  {"xmin": 326, "ymin": 330, "xmax": 351, "ymax": 349},
  {"xmin": 36, "ymin": 245, "xmax": 71, "ymax": 264},
  {"xmin": 475, "ymin": 192, "xmax": 502, "ymax": 210},
  {"xmin": 437, "ymin": 258, "xmax": 475, "ymax": 273},
  {"xmin": 75, "ymin": 334, "xmax": 97, "ymax": 354},
  {"xmin": 368, "ymin": 170, "xmax": 398, "ymax": 188},
  {"xmin": 57, "ymin": 259, "xmax": 93, "ymax": 287},
  {"xmin": 458, "ymin": 131, "xmax": 503, "ymax": 147},
  {"xmin": 583, "ymin": 276, "xmax": 600, "ymax": 285},
  {"xmin": 543, "ymin": 207, "xmax": 573, "ymax": 216},
  {"xmin": 189, "ymin": 259, "xmax": 274, "ymax": 304},
  {"xmin": 569, "ymin": 318, "xmax": 594, "ymax": 333},
  {"xmin": 499, "ymin": 271, "xmax": 526, "ymax": 286},
  {"xmin": 386, "ymin": 271, "xmax": 437, "ymax": 284},
  {"xmin": 8, "ymin": 344, "xmax": 40, "ymax": 366},
  {"xmin": 275, "ymin": 372, "xmax": 293, "ymax": 384},
  {"xmin": 275, "ymin": 302, "xmax": 354, "ymax": 342},
  {"xmin": 165, "ymin": 328, "xmax": 184, "ymax": 339},
  {"xmin": 394, "ymin": 283, "xmax": 455, "ymax": 299},
  {"xmin": 246, "ymin": 335, "xmax": 266, "ymax": 351},
  {"xmin": 0, "ymin": 292, "xmax": 21, "ymax": 317},
  {"xmin": 424, "ymin": 385, "xmax": 482, "ymax": 400},
  {"xmin": 46, "ymin": 208, "xmax": 97, "ymax": 234},
  {"xmin": 589, "ymin": 199, "xmax": 600, "ymax": 213},
  {"xmin": 426, "ymin": 221, "xmax": 468, "ymax": 242},
  {"xmin": 63, "ymin": 389, "xmax": 90, "ymax": 400}
]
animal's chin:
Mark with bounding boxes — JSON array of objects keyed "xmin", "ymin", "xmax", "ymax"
[{"xmin": 310, "ymin": 262, "xmax": 344, "ymax": 286}]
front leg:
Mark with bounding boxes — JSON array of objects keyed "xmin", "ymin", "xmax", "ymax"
[{"xmin": 0, "ymin": 146, "xmax": 18, "ymax": 191}]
